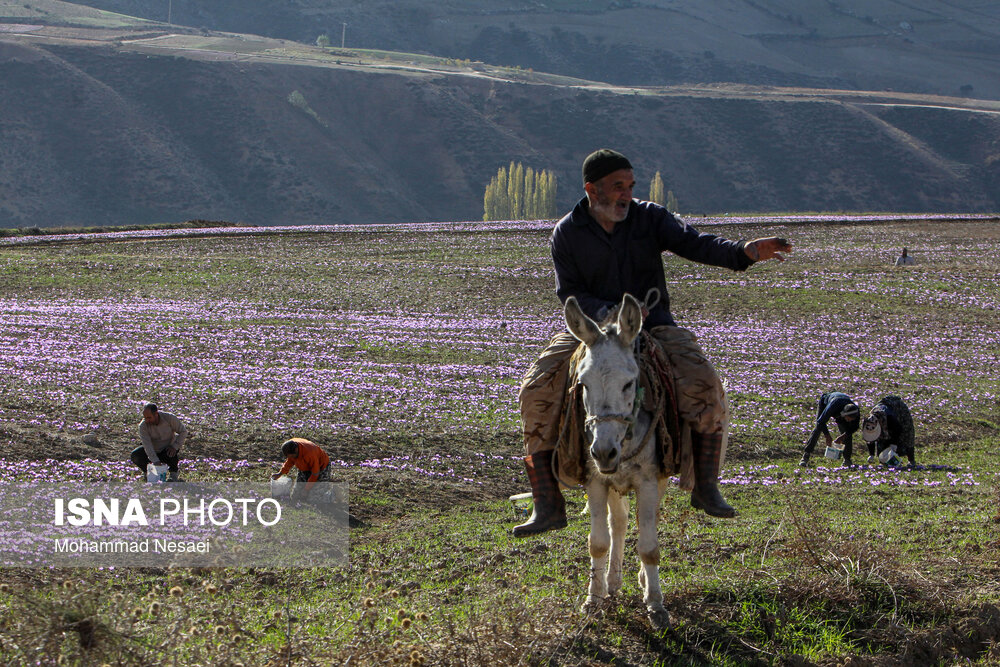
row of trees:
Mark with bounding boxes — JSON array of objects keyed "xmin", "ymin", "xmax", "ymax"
[
  {"xmin": 483, "ymin": 164, "xmax": 679, "ymax": 221},
  {"xmin": 483, "ymin": 163, "xmax": 558, "ymax": 221},
  {"xmin": 648, "ymin": 171, "xmax": 679, "ymax": 212}
]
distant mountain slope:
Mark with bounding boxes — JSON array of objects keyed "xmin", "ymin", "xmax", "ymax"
[
  {"xmin": 58, "ymin": 0, "xmax": 1000, "ymax": 99},
  {"xmin": 2, "ymin": 29, "xmax": 999, "ymax": 227},
  {"xmin": 2, "ymin": 4, "xmax": 1000, "ymax": 227}
]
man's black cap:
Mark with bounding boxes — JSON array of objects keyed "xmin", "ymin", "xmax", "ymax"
[{"xmin": 583, "ymin": 149, "xmax": 633, "ymax": 185}]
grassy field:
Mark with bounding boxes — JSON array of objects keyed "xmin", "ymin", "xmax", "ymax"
[{"xmin": 1, "ymin": 216, "xmax": 999, "ymax": 665}]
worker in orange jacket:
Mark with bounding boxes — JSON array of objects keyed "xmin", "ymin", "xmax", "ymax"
[{"xmin": 271, "ymin": 437, "xmax": 331, "ymax": 501}]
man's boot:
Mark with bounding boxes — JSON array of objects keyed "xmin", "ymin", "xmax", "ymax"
[
  {"xmin": 167, "ymin": 469, "xmax": 180, "ymax": 482},
  {"xmin": 512, "ymin": 450, "xmax": 567, "ymax": 537},
  {"xmin": 799, "ymin": 453, "xmax": 810, "ymax": 467},
  {"xmin": 690, "ymin": 431, "xmax": 737, "ymax": 518}
]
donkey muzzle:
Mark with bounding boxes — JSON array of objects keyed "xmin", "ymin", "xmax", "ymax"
[
  {"xmin": 586, "ymin": 413, "xmax": 632, "ymax": 474},
  {"xmin": 590, "ymin": 443, "xmax": 620, "ymax": 474}
]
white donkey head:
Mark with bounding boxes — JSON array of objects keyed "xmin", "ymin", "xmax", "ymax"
[{"xmin": 564, "ymin": 294, "xmax": 644, "ymax": 475}]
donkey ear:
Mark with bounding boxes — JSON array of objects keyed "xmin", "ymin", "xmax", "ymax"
[
  {"xmin": 617, "ymin": 294, "xmax": 642, "ymax": 346},
  {"xmin": 564, "ymin": 297, "xmax": 602, "ymax": 347}
]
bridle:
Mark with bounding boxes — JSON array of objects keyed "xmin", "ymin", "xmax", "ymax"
[{"xmin": 584, "ymin": 385, "xmax": 647, "ymax": 463}]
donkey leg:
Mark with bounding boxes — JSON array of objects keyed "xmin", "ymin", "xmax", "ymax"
[
  {"xmin": 640, "ymin": 478, "xmax": 670, "ymax": 593},
  {"xmin": 606, "ymin": 490, "xmax": 629, "ymax": 596},
  {"xmin": 582, "ymin": 484, "xmax": 610, "ymax": 614},
  {"xmin": 636, "ymin": 479, "xmax": 670, "ymax": 629},
  {"xmin": 639, "ymin": 479, "xmax": 669, "ymax": 592}
]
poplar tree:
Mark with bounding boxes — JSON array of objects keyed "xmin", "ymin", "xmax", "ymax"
[
  {"xmin": 524, "ymin": 167, "xmax": 536, "ymax": 219},
  {"xmin": 496, "ymin": 167, "xmax": 510, "ymax": 220},
  {"xmin": 649, "ymin": 171, "xmax": 665, "ymax": 206},
  {"xmin": 667, "ymin": 189, "xmax": 679, "ymax": 213},
  {"xmin": 506, "ymin": 161, "xmax": 518, "ymax": 219},
  {"xmin": 512, "ymin": 163, "xmax": 525, "ymax": 219},
  {"xmin": 542, "ymin": 170, "xmax": 557, "ymax": 218},
  {"xmin": 483, "ymin": 180, "xmax": 497, "ymax": 221}
]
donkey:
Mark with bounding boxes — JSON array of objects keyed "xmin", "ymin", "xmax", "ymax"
[{"xmin": 564, "ymin": 293, "xmax": 671, "ymax": 629}]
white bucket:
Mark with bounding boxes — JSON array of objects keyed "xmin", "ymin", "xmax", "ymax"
[
  {"xmin": 878, "ymin": 445, "xmax": 900, "ymax": 465},
  {"xmin": 146, "ymin": 463, "xmax": 169, "ymax": 483},
  {"xmin": 824, "ymin": 442, "xmax": 844, "ymax": 460},
  {"xmin": 509, "ymin": 492, "xmax": 533, "ymax": 518},
  {"xmin": 271, "ymin": 475, "xmax": 293, "ymax": 498}
]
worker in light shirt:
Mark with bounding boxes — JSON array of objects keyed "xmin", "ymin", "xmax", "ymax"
[{"xmin": 132, "ymin": 402, "xmax": 186, "ymax": 482}]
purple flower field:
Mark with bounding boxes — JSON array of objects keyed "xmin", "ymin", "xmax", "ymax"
[
  {"xmin": 2, "ymin": 213, "xmax": 993, "ymax": 248},
  {"xmin": 0, "ymin": 297, "xmax": 551, "ymax": 439},
  {"xmin": 2, "ymin": 216, "xmax": 999, "ymax": 474},
  {"xmin": 721, "ymin": 463, "xmax": 981, "ymax": 489},
  {"xmin": 0, "ymin": 220, "xmax": 555, "ymax": 247}
]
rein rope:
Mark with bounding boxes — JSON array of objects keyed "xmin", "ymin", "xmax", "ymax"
[
  {"xmin": 613, "ymin": 289, "xmax": 665, "ymax": 464},
  {"xmin": 619, "ymin": 382, "xmax": 664, "ymax": 464}
]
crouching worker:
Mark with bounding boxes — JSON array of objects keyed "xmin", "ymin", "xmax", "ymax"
[
  {"xmin": 131, "ymin": 402, "xmax": 185, "ymax": 482},
  {"xmin": 272, "ymin": 438, "xmax": 330, "ymax": 501},
  {"xmin": 862, "ymin": 395, "xmax": 916, "ymax": 466},
  {"xmin": 800, "ymin": 392, "xmax": 860, "ymax": 466}
]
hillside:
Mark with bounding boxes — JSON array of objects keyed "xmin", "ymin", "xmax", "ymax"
[
  {"xmin": 60, "ymin": 0, "xmax": 1000, "ymax": 100},
  {"xmin": 1, "ymin": 3, "xmax": 1000, "ymax": 226}
]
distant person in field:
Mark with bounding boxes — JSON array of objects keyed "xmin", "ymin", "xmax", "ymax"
[
  {"xmin": 894, "ymin": 247, "xmax": 916, "ymax": 266},
  {"xmin": 514, "ymin": 148, "xmax": 793, "ymax": 536},
  {"xmin": 799, "ymin": 392, "xmax": 860, "ymax": 467},
  {"xmin": 862, "ymin": 395, "xmax": 916, "ymax": 467},
  {"xmin": 131, "ymin": 402, "xmax": 186, "ymax": 482},
  {"xmin": 272, "ymin": 438, "xmax": 331, "ymax": 501}
]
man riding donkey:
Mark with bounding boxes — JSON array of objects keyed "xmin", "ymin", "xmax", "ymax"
[{"xmin": 514, "ymin": 149, "xmax": 792, "ymax": 536}]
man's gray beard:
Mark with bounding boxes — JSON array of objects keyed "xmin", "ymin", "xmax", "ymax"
[{"xmin": 591, "ymin": 200, "xmax": 627, "ymax": 224}]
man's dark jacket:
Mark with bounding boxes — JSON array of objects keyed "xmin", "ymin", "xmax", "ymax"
[{"xmin": 551, "ymin": 197, "xmax": 754, "ymax": 329}]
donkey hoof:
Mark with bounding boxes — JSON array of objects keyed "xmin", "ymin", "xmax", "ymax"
[
  {"xmin": 647, "ymin": 606, "xmax": 671, "ymax": 630},
  {"xmin": 582, "ymin": 597, "xmax": 606, "ymax": 616}
]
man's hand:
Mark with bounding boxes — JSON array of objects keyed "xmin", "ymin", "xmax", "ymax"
[
  {"xmin": 270, "ymin": 473, "xmax": 282, "ymax": 481},
  {"xmin": 745, "ymin": 237, "xmax": 792, "ymax": 262},
  {"xmin": 833, "ymin": 433, "xmax": 848, "ymax": 446},
  {"xmin": 165, "ymin": 446, "xmax": 177, "ymax": 458}
]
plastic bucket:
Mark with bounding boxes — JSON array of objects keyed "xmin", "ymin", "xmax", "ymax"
[
  {"xmin": 146, "ymin": 463, "xmax": 169, "ymax": 483},
  {"xmin": 270, "ymin": 475, "xmax": 293, "ymax": 498},
  {"xmin": 878, "ymin": 446, "xmax": 900, "ymax": 465},
  {"xmin": 824, "ymin": 442, "xmax": 844, "ymax": 460},
  {"xmin": 509, "ymin": 492, "xmax": 533, "ymax": 518}
]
